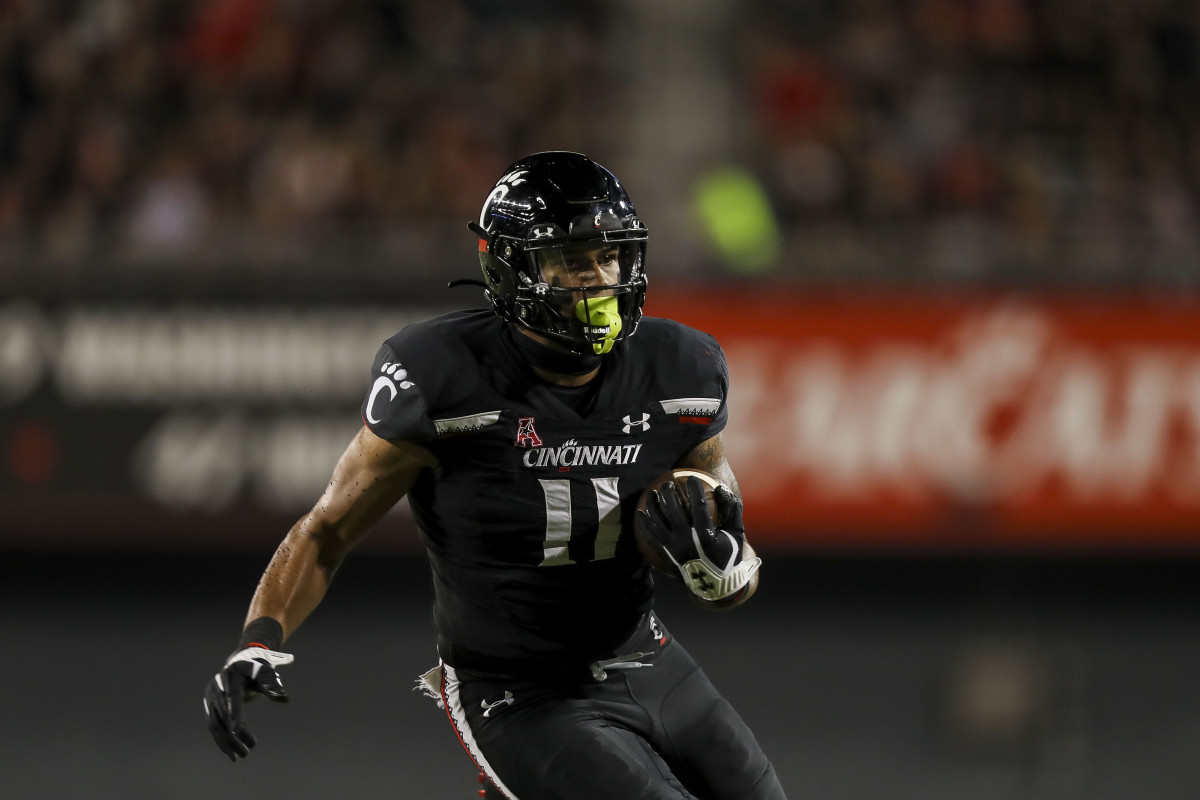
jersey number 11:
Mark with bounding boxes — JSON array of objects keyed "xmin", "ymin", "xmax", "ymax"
[{"xmin": 537, "ymin": 477, "xmax": 621, "ymax": 566}]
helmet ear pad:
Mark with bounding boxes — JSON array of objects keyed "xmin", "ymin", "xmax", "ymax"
[
  {"xmin": 480, "ymin": 259, "xmax": 509, "ymax": 319},
  {"xmin": 473, "ymin": 226, "xmax": 524, "ymax": 320},
  {"xmin": 478, "ymin": 245, "xmax": 515, "ymax": 299},
  {"xmin": 476, "ymin": 236, "xmax": 558, "ymax": 333}
]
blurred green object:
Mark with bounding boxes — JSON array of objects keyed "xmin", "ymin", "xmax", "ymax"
[{"xmin": 693, "ymin": 167, "xmax": 781, "ymax": 274}]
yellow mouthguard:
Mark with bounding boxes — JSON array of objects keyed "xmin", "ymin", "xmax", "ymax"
[{"xmin": 575, "ymin": 296, "xmax": 622, "ymax": 354}]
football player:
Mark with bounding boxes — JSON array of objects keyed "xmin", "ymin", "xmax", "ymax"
[{"xmin": 203, "ymin": 152, "xmax": 787, "ymax": 799}]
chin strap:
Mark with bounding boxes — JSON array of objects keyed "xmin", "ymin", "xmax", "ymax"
[{"xmin": 575, "ymin": 296, "xmax": 623, "ymax": 354}]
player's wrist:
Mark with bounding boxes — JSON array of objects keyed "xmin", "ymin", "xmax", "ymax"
[{"xmin": 238, "ymin": 616, "xmax": 284, "ymax": 652}]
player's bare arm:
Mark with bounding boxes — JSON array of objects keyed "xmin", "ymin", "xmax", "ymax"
[
  {"xmin": 673, "ymin": 432, "xmax": 741, "ymax": 500},
  {"xmin": 670, "ymin": 432, "xmax": 760, "ymax": 610},
  {"xmin": 205, "ymin": 426, "xmax": 436, "ymax": 761},
  {"xmin": 246, "ymin": 425, "xmax": 437, "ymax": 640}
]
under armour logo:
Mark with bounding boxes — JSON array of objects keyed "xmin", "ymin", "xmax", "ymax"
[
  {"xmin": 622, "ymin": 413, "xmax": 651, "ymax": 434},
  {"xmin": 480, "ymin": 691, "xmax": 514, "ymax": 718},
  {"xmin": 691, "ymin": 570, "xmax": 715, "ymax": 591},
  {"xmin": 532, "ymin": 226, "xmax": 555, "ymax": 239}
]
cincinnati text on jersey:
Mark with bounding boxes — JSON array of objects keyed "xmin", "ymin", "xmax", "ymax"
[{"xmin": 522, "ymin": 438, "xmax": 644, "ymax": 469}]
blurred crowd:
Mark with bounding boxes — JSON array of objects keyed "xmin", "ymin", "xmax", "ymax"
[
  {"xmin": 0, "ymin": 0, "xmax": 625, "ymax": 294},
  {"xmin": 738, "ymin": 0, "xmax": 1200, "ymax": 286},
  {"xmin": 0, "ymin": 0, "xmax": 1198, "ymax": 293}
]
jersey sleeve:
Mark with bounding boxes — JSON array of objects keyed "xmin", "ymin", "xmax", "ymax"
[
  {"xmin": 705, "ymin": 333, "xmax": 730, "ymax": 437},
  {"xmin": 360, "ymin": 341, "xmax": 437, "ymax": 443}
]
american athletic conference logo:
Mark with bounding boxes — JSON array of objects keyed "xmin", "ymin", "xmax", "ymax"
[{"xmin": 515, "ymin": 417, "xmax": 543, "ymax": 448}]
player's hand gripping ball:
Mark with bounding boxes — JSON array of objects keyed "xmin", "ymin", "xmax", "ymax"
[
  {"xmin": 634, "ymin": 469, "xmax": 761, "ymax": 602},
  {"xmin": 203, "ymin": 647, "xmax": 294, "ymax": 761},
  {"xmin": 634, "ymin": 469, "xmax": 722, "ymax": 571}
]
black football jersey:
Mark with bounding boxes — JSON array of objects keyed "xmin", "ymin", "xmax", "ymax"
[{"xmin": 361, "ymin": 309, "xmax": 729, "ymax": 665}]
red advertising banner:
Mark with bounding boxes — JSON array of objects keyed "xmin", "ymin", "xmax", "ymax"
[
  {"xmin": 647, "ymin": 289, "xmax": 1200, "ymax": 551},
  {"xmin": 4, "ymin": 294, "xmax": 1200, "ymax": 553}
]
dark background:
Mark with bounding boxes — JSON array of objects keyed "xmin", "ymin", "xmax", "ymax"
[
  {"xmin": 4, "ymin": 1, "xmax": 1200, "ymax": 797},
  {"xmin": 4, "ymin": 550, "xmax": 1200, "ymax": 799}
]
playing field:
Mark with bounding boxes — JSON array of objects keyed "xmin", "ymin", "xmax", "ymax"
[{"xmin": 2, "ymin": 552, "xmax": 1197, "ymax": 799}]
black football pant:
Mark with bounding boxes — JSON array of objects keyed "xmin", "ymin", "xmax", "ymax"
[{"xmin": 435, "ymin": 612, "xmax": 786, "ymax": 800}]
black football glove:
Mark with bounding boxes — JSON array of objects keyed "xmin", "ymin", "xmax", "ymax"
[
  {"xmin": 635, "ymin": 476, "xmax": 762, "ymax": 602},
  {"xmin": 203, "ymin": 646, "xmax": 294, "ymax": 761}
]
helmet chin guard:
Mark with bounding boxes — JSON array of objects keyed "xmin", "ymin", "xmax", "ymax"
[{"xmin": 471, "ymin": 152, "xmax": 649, "ymax": 355}]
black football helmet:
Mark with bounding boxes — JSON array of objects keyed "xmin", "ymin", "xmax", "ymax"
[{"xmin": 469, "ymin": 152, "xmax": 649, "ymax": 355}]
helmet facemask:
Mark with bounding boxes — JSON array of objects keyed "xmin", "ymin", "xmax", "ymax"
[
  {"xmin": 520, "ymin": 236, "xmax": 645, "ymax": 354},
  {"xmin": 480, "ymin": 228, "xmax": 647, "ymax": 356}
]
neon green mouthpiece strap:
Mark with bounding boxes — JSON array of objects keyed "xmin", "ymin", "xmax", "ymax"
[{"xmin": 575, "ymin": 296, "xmax": 622, "ymax": 355}]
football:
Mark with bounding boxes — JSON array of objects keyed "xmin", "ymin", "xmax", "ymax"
[{"xmin": 634, "ymin": 468, "xmax": 725, "ymax": 572}]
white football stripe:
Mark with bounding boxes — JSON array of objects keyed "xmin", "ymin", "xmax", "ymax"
[{"xmin": 671, "ymin": 469, "xmax": 722, "ymax": 490}]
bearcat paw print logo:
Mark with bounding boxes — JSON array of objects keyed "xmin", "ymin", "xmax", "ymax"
[
  {"xmin": 380, "ymin": 362, "xmax": 415, "ymax": 390},
  {"xmin": 365, "ymin": 362, "xmax": 415, "ymax": 425}
]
